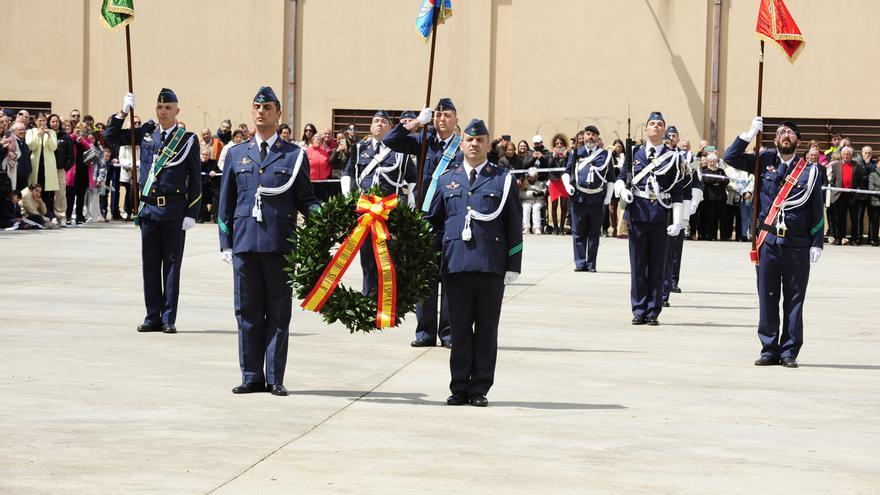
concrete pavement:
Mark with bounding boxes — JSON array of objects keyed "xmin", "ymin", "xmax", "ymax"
[{"xmin": 1, "ymin": 223, "xmax": 878, "ymax": 494}]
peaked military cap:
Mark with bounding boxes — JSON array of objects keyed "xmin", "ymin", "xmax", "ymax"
[
  {"xmin": 399, "ymin": 110, "xmax": 417, "ymax": 121},
  {"xmin": 647, "ymin": 111, "xmax": 665, "ymax": 124},
  {"xmin": 584, "ymin": 125, "xmax": 600, "ymax": 136},
  {"xmin": 254, "ymin": 86, "xmax": 279, "ymax": 104},
  {"xmin": 463, "ymin": 118, "xmax": 489, "ymax": 137},
  {"xmin": 435, "ymin": 98, "xmax": 456, "ymax": 112},
  {"xmin": 157, "ymin": 88, "xmax": 178, "ymax": 103},
  {"xmin": 373, "ymin": 109, "xmax": 391, "ymax": 122},
  {"xmin": 779, "ymin": 120, "xmax": 801, "ymax": 139}
]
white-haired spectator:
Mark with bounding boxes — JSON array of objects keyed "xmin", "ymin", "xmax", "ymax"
[
  {"xmin": 699, "ymin": 152, "xmax": 728, "ymax": 241},
  {"xmin": 520, "ymin": 167, "xmax": 547, "ymax": 235},
  {"xmin": 829, "ymin": 145, "xmax": 863, "ymax": 245}
]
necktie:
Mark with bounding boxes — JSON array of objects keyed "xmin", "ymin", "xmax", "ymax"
[
  {"xmin": 375, "ymin": 142, "xmax": 381, "ymax": 155},
  {"xmin": 469, "ymin": 168, "xmax": 477, "ymax": 185},
  {"xmin": 648, "ymin": 147, "xmax": 655, "ymax": 161},
  {"xmin": 260, "ymin": 141, "xmax": 268, "ymax": 161},
  {"xmin": 160, "ymin": 131, "xmax": 167, "ymax": 144}
]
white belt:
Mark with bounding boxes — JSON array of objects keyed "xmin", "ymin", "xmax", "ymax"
[{"xmin": 634, "ymin": 189, "xmax": 670, "ymax": 200}]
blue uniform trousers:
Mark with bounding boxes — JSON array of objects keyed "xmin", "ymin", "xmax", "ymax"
[
  {"xmin": 443, "ymin": 272, "xmax": 504, "ymax": 397},
  {"xmin": 415, "ymin": 261, "xmax": 451, "ymax": 344},
  {"xmin": 663, "ymin": 231, "xmax": 684, "ymax": 301},
  {"xmin": 140, "ymin": 216, "xmax": 185, "ymax": 326},
  {"xmin": 570, "ymin": 201, "xmax": 603, "ymax": 270},
  {"xmin": 233, "ymin": 252, "xmax": 291, "ymax": 386},
  {"xmin": 629, "ymin": 221, "xmax": 668, "ymax": 319},
  {"xmin": 756, "ymin": 242, "xmax": 810, "ymax": 360}
]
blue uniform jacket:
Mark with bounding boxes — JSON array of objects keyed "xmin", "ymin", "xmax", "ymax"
[
  {"xmin": 564, "ymin": 146, "xmax": 616, "ymax": 205},
  {"xmin": 383, "ymin": 124, "xmax": 463, "ymax": 201},
  {"xmin": 217, "ymin": 139, "xmax": 321, "ymax": 254},
  {"xmin": 343, "ymin": 139, "xmax": 417, "ymax": 196},
  {"xmin": 724, "ymin": 137, "xmax": 824, "ymax": 249},
  {"xmin": 622, "ymin": 144, "xmax": 684, "ymax": 224},
  {"xmin": 425, "ymin": 163, "xmax": 523, "ymax": 276},
  {"xmin": 104, "ymin": 114, "xmax": 201, "ymax": 221}
]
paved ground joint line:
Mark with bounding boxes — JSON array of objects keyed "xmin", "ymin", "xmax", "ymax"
[{"xmin": 204, "ymin": 347, "xmax": 433, "ymax": 494}]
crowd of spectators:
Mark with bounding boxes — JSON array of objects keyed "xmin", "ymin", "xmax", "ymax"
[{"xmin": 1, "ymin": 107, "xmax": 875, "ymax": 246}]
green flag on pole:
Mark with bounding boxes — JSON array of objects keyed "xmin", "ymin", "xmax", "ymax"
[{"xmin": 100, "ymin": 0, "xmax": 135, "ymax": 31}]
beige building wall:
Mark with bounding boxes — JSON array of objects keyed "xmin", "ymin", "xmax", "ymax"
[{"xmin": 3, "ymin": 0, "xmax": 877, "ymax": 149}]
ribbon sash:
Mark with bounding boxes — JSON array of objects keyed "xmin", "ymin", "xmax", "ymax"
[
  {"xmin": 421, "ymin": 134, "xmax": 461, "ymax": 212},
  {"xmin": 138, "ymin": 127, "xmax": 188, "ymax": 214},
  {"xmin": 301, "ymin": 194, "xmax": 399, "ymax": 328},
  {"xmin": 751, "ymin": 159, "xmax": 807, "ymax": 264}
]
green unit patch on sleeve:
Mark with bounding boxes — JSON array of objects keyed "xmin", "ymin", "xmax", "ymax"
[
  {"xmin": 218, "ymin": 218, "xmax": 230, "ymax": 235},
  {"xmin": 810, "ymin": 217, "xmax": 825, "ymax": 236},
  {"xmin": 507, "ymin": 242, "xmax": 523, "ymax": 257}
]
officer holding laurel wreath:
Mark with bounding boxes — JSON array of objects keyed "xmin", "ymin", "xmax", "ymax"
[
  {"xmin": 425, "ymin": 118, "xmax": 522, "ymax": 408},
  {"xmin": 341, "ymin": 110, "xmax": 417, "ymax": 296},
  {"xmin": 217, "ymin": 87, "xmax": 320, "ymax": 396},
  {"xmin": 104, "ymin": 88, "xmax": 201, "ymax": 335}
]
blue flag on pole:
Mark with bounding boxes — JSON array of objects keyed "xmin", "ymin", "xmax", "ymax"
[{"xmin": 416, "ymin": 0, "xmax": 453, "ymax": 39}]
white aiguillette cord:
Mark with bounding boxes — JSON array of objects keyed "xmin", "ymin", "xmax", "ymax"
[
  {"xmin": 252, "ymin": 148, "xmax": 304, "ymax": 222},
  {"xmin": 462, "ymin": 172, "xmax": 513, "ymax": 241}
]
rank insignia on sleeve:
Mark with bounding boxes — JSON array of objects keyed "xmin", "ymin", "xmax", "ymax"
[{"xmin": 448, "ymin": 181, "xmax": 460, "ymax": 190}]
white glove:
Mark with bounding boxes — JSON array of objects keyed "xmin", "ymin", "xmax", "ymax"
[
  {"xmin": 416, "ymin": 107, "xmax": 433, "ymax": 126},
  {"xmin": 122, "ymin": 92, "xmax": 135, "ymax": 114},
  {"xmin": 181, "ymin": 217, "xmax": 196, "ymax": 231},
  {"xmin": 690, "ymin": 189, "xmax": 703, "ymax": 215},
  {"xmin": 739, "ymin": 116, "xmax": 763, "ymax": 142},
  {"xmin": 340, "ymin": 176, "xmax": 352, "ymax": 197},
  {"xmin": 614, "ymin": 179, "xmax": 626, "ymax": 197},
  {"xmin": 220, "ymin": 248, "xmax": 232, "ymax": 265},
  {"xmin": 681, "ymin": 199, "xmax": 692, "ymax": 220},
  {"xmin": 562, "ymin": 173, "xmax": 575, "ymax": 196},
  {"xmin": 603, "ymin": 183, "xmax": 614, "ymax": 205},
  {"xmin": 619, "ymin": 188, "xmax": 634, "ymax": 204},
  {"xmin": 504, "ymin": 271, "xmax": 519, "ymax": 285},
  {"xmin": 809, "ymin": 247, "xmax": 822, "ymax": 263},
  {"xmin": 406, "ymin": 183, "xmax": 417, "ymax": 208},
  {"xmin": 666, "ymin": 202, "xmax": 684, "ymax": 236}
]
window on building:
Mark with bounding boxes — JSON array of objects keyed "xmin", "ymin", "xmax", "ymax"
[
  {"xmin": 0, "ymin": 100, "xmax": 53, "ymax": 122},
  {"xmin": 332, "ymin": 109, "xmax": 408, "ymax": 141},
  {"xmin": 761, "ymin": 117, "xmax": 880, "ymax": 154}
]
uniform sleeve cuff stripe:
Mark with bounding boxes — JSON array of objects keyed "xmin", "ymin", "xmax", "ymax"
[
  {"xmin": 188, "ymin": 194, "xmax": 202, "ymax": 208},
  {"xmin": 810, "ymin": 218, "xmax": 824, "ymax": 236},
  {"xmin": 218, "ymin": 219, "xmax": 230, "ymax": 234},
  {"xmin": 507, "ymin": 243, "xmax": 523, "ymax": 257}
]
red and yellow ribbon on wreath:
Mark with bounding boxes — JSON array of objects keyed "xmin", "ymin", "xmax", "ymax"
[{"xmin": 301, "ymin": 194, "xmax": 399, "ymax": 328}]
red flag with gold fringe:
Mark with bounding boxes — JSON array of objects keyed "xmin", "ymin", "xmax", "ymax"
[{"xmin": 755, "ymin": 0, "xmax": 805, "ymax": 63}]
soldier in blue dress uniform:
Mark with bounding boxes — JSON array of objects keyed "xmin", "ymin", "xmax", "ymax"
[
  {"xmin": 104, "ymin": 88, "xmax": 201, "ymax": 334},
  {"xmin": 562, "ymin": 125, "xmax": 616, "ymax": 272},
  {"xmin": 425, "ymin": 118, "xmax": 522, "ymax": 407},
  {"xmin": 217, "ymin": 87, "xmax": 321, "ymax": 395},
  {"xmin": 661, "ymin": 125, "xmax": 692, "ymax": 306},
  {"xmin": 384, "ymin": 98, "xmax": 463, "ymax": 348},
  {"xmin": 341, "ymin": 110, "xmax": 417, "ymax": 295},
  {"xmin": 614, "ymin": 112, "xmax": 686, "ymax": 326},
  {"xmin": 724, "ymin": 118, "xmax": 824, "ymax": 368}
]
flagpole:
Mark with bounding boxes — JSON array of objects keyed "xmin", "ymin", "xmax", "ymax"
[
  {"xmin": 125, "ymin": 24, "xmax": 139, "ymax": 215},
  {"xmin": 415, "ymin": 3, "xmax": 441, "ymax": 210},
  {"xmin": 749, "ymin": 40, "xmax": 764, "ymax": 261}
]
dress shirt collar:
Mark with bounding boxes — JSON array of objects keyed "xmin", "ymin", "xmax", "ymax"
[
  {"xmin": 254, "ymin": 132, "xmax": 278, "ymax": 151},
  {"xmin": 463, "ymin": 159, "xmax": 488, "ymax": 180}
]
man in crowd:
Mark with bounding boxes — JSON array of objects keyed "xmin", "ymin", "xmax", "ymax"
[
  {"xmin": 425, "ymin": 118, "xmax": 522, "ymax": 408},
  {"xmin": 104, "ymin": 88, "xmax": 202, "ymax": 335},
  {"xmin": 855, "ymin": 146, "xmax": 876, "ymax": 244},
  {"xmin": 562, "ymin": 125, "xmax": 614, "ymax": 272},
  {"xmin": 217, "ymin": 86, "xmax": 321, "ymax": 396},
  {"xmin": 724, "ymin": 117, "xmax": 824, "ymax": 368},
  {"xmin": 829, "ymin": 146, "xmax": 862, "ymax": 245},
  {"xmin": 384, "ymin": 97, "xmax": 463, "ymax": 348}
]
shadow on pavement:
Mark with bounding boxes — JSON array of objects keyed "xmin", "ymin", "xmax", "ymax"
[
  {"xmin": 687, "ymin": 291, "xmax": 753, "ymax": 296},
  {"xmin": 673, "ymin": 305, "xmax": 756, "ymax": 310},
  {"xmin": 664, "ymin": 322, "xmax": 754, "ymax": 328},
  {"xmin": 799, "ymin": 364, "xmax": 880, "ymax": 370},
  {"xmin": 499, "ymin": 346, "xmax": 639, "ymax": 353},
  {"xmin": 291, "ymin": 390, "xmax": 627, "ymax": 410},
  {"xmin": 177, "ymin": 330, "xmax": 316, "ymax": 337}
]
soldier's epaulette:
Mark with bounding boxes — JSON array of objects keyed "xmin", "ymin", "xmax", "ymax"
[
  {"xmin": 229, "ymin": 140, "xmax": 249, "ymax": 150},
  {"xmin": 440, "ymin": 166, "xmax": 455, "ymax": 175}
]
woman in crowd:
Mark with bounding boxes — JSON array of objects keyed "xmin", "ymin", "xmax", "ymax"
[
  {"xmin": 20, "ymin": 183, "xmax": 55, "ymax": 228},
  {"xmin": 546, "ymin": 133, "xmax": 571, "ymax": 235},
  {"xmin": 67, "ymin": 122, "xmax": 94, "ymax": 224},
  {"xmin": 305, "ymin": 133, "xmax": 333, "ymax": 201},
  {"xmin": 25, "ymin": 113, "xmax": 59, "ymax": 220},
  {"xmin": 278, "ymin": 123, "xmax": 293, "ymax": 143},
  {"xmin": 299, "ymin": 123, "xmax": 317, "ymax": 148},
  {"xmin": 699, "ymin": 153, "xmax": 728, "ymax": 241},
  {"xmin": 48, "ymin": 114, "xmax": 73, "ymax": 225},
  {"xmin": 604, "ymin": 138, "xmax": 625, "ymax": 238},
  {"xmin": 84, "ymin": 142, "xmax": 107, "ymax": 222},
  {"xmin": 867, "ymin": 153, "xmax": 880, "ymax": 246},
  {"xmin": 516, "ymin": 140, "xmax": 531, "ymax": 167},
  {"xmin": 498, "ymin": 141, "xmax": 522, "ymax": 172}
]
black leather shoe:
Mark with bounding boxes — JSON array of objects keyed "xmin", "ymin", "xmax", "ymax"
[
  {"xmin": 411, "ymin": 338, "xmax": 436, "ymax": 347},
  {"xmin": 672, "ymin": 287, "xmax": 682, "ymax": 293},
  {"xmin": 441, "ymin": 340, "xmax": 452, "ymax": 349},
  {"xmin": 574, "ymin": 267, "xmax": 587, "ymax": 272},
  {"xmin": 232, "ymin": 382, "xmax": 267, "ymax": 394},
  {"xmin": 162, "ymin": 324, "xmax": 177, "ymax": 334},
  {"xmin": 137, "ymin": 323, "xmax": 162, "ymax": 332},
  {"xmin": 587, "ymin": 268, "xmax": 597, "ymax": 272},
  {"xmin": 662, "ymin": 301, "xmax": 670, "ymax": 307},
  {"xmin": 269, "ymin": 384, "xmax": 289, "ymax": 396},
  {"xmin": 469, "ymin": 394, "xmax": 489, "ymax": 407},
  {"xmin": 631, "ymin": 317, "xmax": 646, "ymax": 325},
  {"xmin": 781, "ymin": 357, "xmax": 799, "ymax": 368},
  {"xmin": 754, "ymin": 356, "xmax": 780, "ymax": 366},
  {"xmin": 646, "ymin": 317, "xmax": 659, "ymax": 326},
  {"xmin": 447, "ymin": 394, "xmax": 467, "ymax": 405}
]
